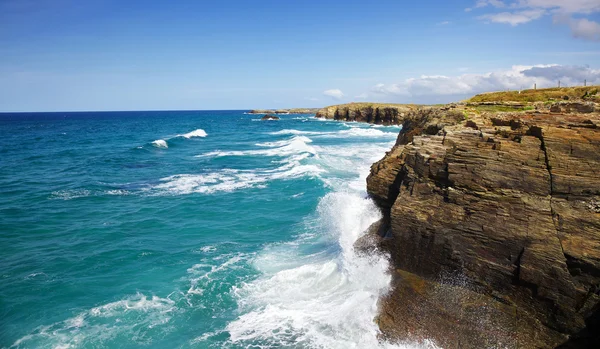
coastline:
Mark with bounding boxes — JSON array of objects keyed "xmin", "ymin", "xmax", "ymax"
[
  {"xmin": 323, "ymin": 87, "xmax": 600, "ymax": 348},
  {"xmin": 248, "ymin": 108, "xmax": 321, "ymax": 115}
]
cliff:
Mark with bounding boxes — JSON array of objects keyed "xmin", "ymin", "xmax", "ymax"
[
  {"xmin": 360, "ymin": 95, "xmax": 600, "ymax": 348},
  {"xmin": 315, "ymin": 103, "xmax": 419, "ymax": 125}
]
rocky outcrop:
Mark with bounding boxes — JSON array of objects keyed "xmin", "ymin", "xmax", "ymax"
[
  {"xmin": 365, "ymin": 106, "xmax": 600, "ymax": 348},
  {"xmin": 315, "ymin": 103, "xmax": 418, "ymax": 125},
  {"xmin": 550, "ymin": 102, "xmax": 595, "ymax": 114},
  {"xmin": 261, "ymin": 114, "xmax": 280, "ymax": 120}
]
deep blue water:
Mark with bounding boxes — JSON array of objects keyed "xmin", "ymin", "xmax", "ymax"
[{"xmin": 0, "ymin": 110, "xmax": 407, "ymax": 348}]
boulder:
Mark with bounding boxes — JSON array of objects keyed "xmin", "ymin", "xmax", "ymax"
[{"xmin": 261, "ymin": 114, "xmax": 280, "ymax": 120}]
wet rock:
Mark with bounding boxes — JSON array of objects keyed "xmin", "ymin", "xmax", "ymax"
[{"xmin": 261, "ymin": 114, "xmax": 280, "ymax": 120}]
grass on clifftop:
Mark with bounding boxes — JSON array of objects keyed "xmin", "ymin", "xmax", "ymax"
[
  {"xmin": 471, "ymin": 105, "xmax": 536, "ymax": 113},
  {"xmin": 468, "ymin": 86, "xmax": 599, "ymax": 103}
]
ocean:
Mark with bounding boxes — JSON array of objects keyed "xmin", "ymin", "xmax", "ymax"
[{"xmin": 0, "ymin": 110, "xmax": 424, "ymax": 348}]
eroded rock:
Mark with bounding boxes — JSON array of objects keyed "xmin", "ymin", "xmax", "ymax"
[{"xmin": 366, "ymin": 108, "xmax": 600, "ymax": 348}]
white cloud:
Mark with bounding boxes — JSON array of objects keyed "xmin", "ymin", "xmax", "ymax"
[
  {"xmin": 522, "ymin": 64, "xmax": 600, "ymax": 81},
  {"xmin": 323, "ymin": 89, "xmax": 344, "ymax": 100},
  {"xmin": 478, "ymin": 0, "xmax": 506, "ymax": 9},
  {"xmin": 558, "ymin": 16, "xmax": 600, "ymax": 41},
  {"xmin": 437, "ymin": 21, "xmax": 451, "ymax": 25},
  {"xmin": 468, "ymin": 0, "xmax": 600, "ymax": 40},
  {"xmin": 478, "ymin": 9, "xmax": 546, "ymax": 25},
  {"xmin": 521, "ymin": 0, "xmax": 600, "ymax": 14},
  {"xmin": 370, "ymin": 64, "xmax": 600, "ymax": 99},
  {"xmin": 354, "ymin": 93, "xmax": 369, "ymax": 99},
  {"xmin": 471, "ymin": 0, "xmax": 600, "ymax": 13}
]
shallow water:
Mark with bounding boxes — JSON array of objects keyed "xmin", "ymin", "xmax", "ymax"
[{"xmin": 0, "ymin": 110, "xmax": 430, "ymax": 348}]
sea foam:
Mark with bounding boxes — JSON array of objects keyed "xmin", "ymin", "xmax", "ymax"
[
  {"xmin": 220, "ymin": 128, "xmax": 433, "ymax": 348},
  {"xmin": 226, "ymin": 183, "xmax": 433, "ymax": 349},
  {"xmin": 10, "ymin": 293, "xmax": 177, "ymax": 348}
]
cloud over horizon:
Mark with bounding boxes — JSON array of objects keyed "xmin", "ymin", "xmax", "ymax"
[
  {"xmin": 467, "ymin": 0, "xmax": 600, "ymax": 41},
  {"xmin": 323, "ymin": 89, "xmax": 345, "ymax": 100},
  {"xmin": 370, "ymin": 64, "xmax": 600, "ymax": 101}
]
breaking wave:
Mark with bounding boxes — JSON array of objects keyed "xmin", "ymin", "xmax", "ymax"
[
  {"xmin": 152, "ymin": 164, "xmax": 325, "ymax": 195},
  {"xmin": 220, "ymin": 140, "xmax": 432, "ymax": 348},
  {"xmin": 198, "ymin": 135, "xmax": 317, "ymax": 159},
  {"xmin": 145, "ymin": 128, "xmax": 207, "ymax": 148},
  {"xmin": 10, "ymin": 294, "xmax": 178, "ymax": 348},
  {"xmin": 151, "ymin": 139, "xmax": 168, "ymax": 148},
  {"xmin": 270, "ymin": 127, "xmax": 397, "ymax": 139},
  {"xmin": 178, "ymin": 129, "xmax": 207, "ymax": 139}
]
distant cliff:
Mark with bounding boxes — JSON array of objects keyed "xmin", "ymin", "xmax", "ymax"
[
  {"xmin": 248, "ymin": 108, "xmax": 320, "ymax": 114},
  {"xmin": 315, "ymin": 103, "xmax": 420, "ymax": 125},
  {"xmin": 357, "ymin": 89, "xmax": 600, "ymax": 348}
]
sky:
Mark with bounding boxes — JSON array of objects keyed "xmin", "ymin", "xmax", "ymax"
[{"xmin": 1, "ymin": 0, "xmax": 600, "ymax": 112}]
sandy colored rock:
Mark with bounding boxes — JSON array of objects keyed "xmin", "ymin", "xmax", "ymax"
[{"xmin": 315, "ymin": 103, "xmax": 418, "ymax": 125}]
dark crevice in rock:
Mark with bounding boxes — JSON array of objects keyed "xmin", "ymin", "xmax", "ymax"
[
  {"xmin": 491, "ymin": 118, "xmax": 523, "ymax": 129},
  {"xmin": 527, "ymin": 125, "xmax": 554, "ymax": 195},
  {"xmin": 389, "ymin": 166, "xmax": 407, "ymax": 207},
  {"xmin": 565, "ymin": 254, "xmax": 600, "ymax": 279},
  {"xmin": 557, "ymin": 305, "xmax": 600, "ymax": 348},
  {"xmin": 512, "ymin": 247, "xmax": 526, "ymax": 284}
]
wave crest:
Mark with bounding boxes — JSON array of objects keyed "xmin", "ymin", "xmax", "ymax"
[
  {"xmin": 11, "ymin": 293, "xmax": 177, "ymax": 348},
  {"xmin": 151, "ymin": 139, "xmax": 168, "ymax": 148},
  {"xmin": 179, "ymin": 129, "xmax": 207, "ymax": 138}
]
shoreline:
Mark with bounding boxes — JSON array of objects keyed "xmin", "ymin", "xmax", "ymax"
[
  {"xmin": 248, "ymin": 108, "xmax": 321, "ymax": 115},
  {"xmin": 345, "ymin": 87, "xmax": 600, "ymax": 347}
]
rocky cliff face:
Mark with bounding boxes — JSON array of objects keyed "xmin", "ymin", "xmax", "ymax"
[
  {"xmin": 315, "ymin": 103, "xmax": 418, "ymax": 125},
  {"xmin": 363, "ymin": 103, "xmax": 600, "ymax": 348}
]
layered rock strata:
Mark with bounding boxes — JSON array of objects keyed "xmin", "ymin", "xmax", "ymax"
[
  {"xmin": 363, "ymin": 106, "xmax": 600, "ymax": 348},
  {"xmin": 316, "ymin": 103, "xmax": 418, "ymax": 125}
]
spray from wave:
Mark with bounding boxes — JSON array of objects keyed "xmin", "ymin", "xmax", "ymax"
[
  {"xmin": 226, "ymin": 192, "xmax": 395, "ymax": 348},
  {"xmin": 212, "ymin": 126, "xmax": 435, "ymax": 349}
]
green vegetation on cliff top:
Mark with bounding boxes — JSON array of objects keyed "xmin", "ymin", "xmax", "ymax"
[
  {"xmin": 467, "ymin": 85, "xmax": 599, "ymax": 103},
  {"xmin": 322, "ymin": 102, "xmax": 418, "ymax": 109},
  {"xmin": 315, "ymin": 86, "xmax": 599, "ymax": 116}
]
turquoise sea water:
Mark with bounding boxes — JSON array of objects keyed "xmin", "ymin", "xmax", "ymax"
[{"xmin": 0, "ymin": 110, "xmax": 413, "ymax": 348}]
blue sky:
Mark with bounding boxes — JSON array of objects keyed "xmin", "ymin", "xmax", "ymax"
[{"xmin": 1, "ymin": 0, "xmax": 599, "ymax": 111}]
